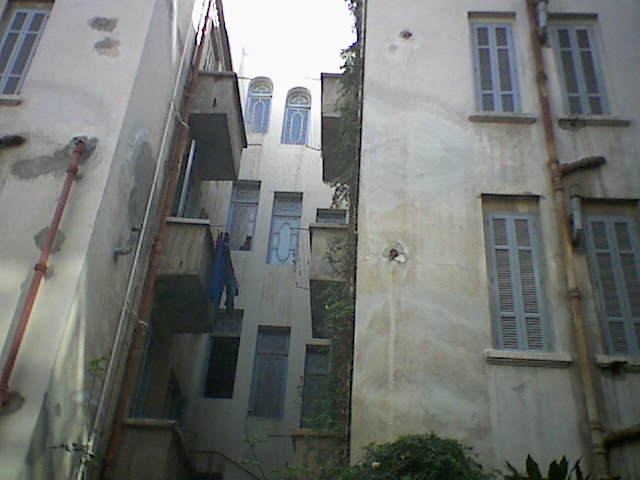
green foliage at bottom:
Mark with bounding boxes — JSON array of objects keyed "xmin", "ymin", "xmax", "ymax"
[
  {"xmin": 504, "ymin": 455, "xmax": 594, "ymax": 480},
  {"xmin": 328, "ymin": 433, "xmax": 490, "ymax": 480}
]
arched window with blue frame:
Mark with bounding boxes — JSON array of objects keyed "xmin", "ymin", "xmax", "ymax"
[
  {"xmin": 281, "ymin": 88, "xmax": 311, "ymax": 145},
  {"xmin": 246, "ymin": 77, "xmax": 273, "ymax": 133}
]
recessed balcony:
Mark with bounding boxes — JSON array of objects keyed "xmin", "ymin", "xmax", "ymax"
[
  {"xmin": 155, "ymin": 218, "xmax": 214, "ymax": 333},
  {"xmin": 189, "ymin": 71, "xmax": 247, "ymax": 181}
]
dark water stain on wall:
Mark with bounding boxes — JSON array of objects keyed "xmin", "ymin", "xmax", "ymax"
[
  {"xmin": 11, "ymin": 137, "xmax": 98, "ymax": 179},
  {"xmin": 94, "ymin": 37, "xmax": 120, "ymax": 57},
  {"xmin": 89, "ymin": 17, "xmax": 117, "ymax": 32},
  {"xmin": 34, "ymin": 227, "xmax": 65, "ymax": 253}
]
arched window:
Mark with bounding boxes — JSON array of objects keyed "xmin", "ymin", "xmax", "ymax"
[
  {"xmin": 246, "ymin": 78, "xmax": 273, "ymax": 133},
  {"xmin": 281, "ymin": 89, "xmax": 311, "ymax": 145}
]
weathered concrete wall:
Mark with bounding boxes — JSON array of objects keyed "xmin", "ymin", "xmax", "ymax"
[
  {"xmin": 0, "ymin": 0, "xmax": 197, "ymax": 478},
  {"xmin": 353, "ymin": 0, "xmax": 640, "ymax": 477}
]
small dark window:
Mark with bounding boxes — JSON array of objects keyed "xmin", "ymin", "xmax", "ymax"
[
  {"xmin": 204, "ymin": 312, "xmax": 243, "ymax": 398},
  {"xmin": 204, "ymin": 337, "xmax": 240, "ymax": 398},
  {"xmin": 316, "ymin": 209, "xmax": 347, "ymax": 224}
]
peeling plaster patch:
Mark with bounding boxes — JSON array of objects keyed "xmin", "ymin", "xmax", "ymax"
[
  {"xmin": 11, "ymin": 137, "xmax": 98, "ymax": 179},
  {"xmin": 34, "ymin": 227, "xmax": 65, "ymax": 253},
  {"xmin": 125, "ymin": 135, "xmax": 154, "ymax": 225},
  {"xmin": 89, "ymin": 17, "xmax": 117, "ymax": 32},
  {"xmin": 94, "ymin": 37, "xmax": 120, "ymax": 57}
]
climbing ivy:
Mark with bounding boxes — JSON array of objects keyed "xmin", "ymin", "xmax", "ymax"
[{"xmin": 300, "ymin": 0, "xmax": 363, "ymax": 467}]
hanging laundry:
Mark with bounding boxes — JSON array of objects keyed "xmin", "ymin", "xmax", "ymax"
[{"xmin": 209, "ymin": 232, "xmax": 239, "ymax": 317}]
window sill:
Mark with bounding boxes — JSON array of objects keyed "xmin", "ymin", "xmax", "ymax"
[
  {"xmin": 484, "ymin": 349, "xmax": 572, "ymax": 368},
  {"xmin": 469, "ymin": 112, "xmax": 537, "ymax": 124},
  {"xmin": 558, "ymin": 116, "xmax": 631, "ymax": 129},
  {"xmin": 0, "ymin": 94, "xmax": 21, "ymax": 106},
  {"xmin": 595, "ymin": 355, "xmax": 640, "ymax": 372}
]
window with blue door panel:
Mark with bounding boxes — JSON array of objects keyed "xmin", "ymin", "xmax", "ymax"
[
  {"xmin": 246, "ymin": 77, "xmax": 273, "ymax": 133},
  {"xmin": 267, "ymin": 192, "xmax": 303, "ymax": 265},
  {"xmin": 281, "ymin": 88, "xmax": 311, "ymax": 145},
  {"xmin": 249, "ymin": 327, "xmax": 290, "ymax": 418}
]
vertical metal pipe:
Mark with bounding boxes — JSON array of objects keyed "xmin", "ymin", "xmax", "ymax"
[
  {"xmin": 0, "ymin": 139, "xmax": 85, "ymax": 408},
  {"xmin": 100, "ymin": 2, "xmax": 213, "ymax": 478},
  {"xmin": 525, "ymin": 2, "xmax": 608, "ymax": 478}
]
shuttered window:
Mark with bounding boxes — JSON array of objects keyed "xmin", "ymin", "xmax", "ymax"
[
  {"xmin": 246, "ymin": 79, "xmax": 272, "ymax": 133},
  {"xmin": 584, "ymin": 216, "xmax": 640, "ymax": 356},
  {"xmin": 471, "ymin": 23, "xmax": 520, "ymax": 112},
  {"xmin": 485, "ymin": 212, "xmax": 549, "ymax": 350},
  {"xmin": 0, "ymin": 8, "xmax": 50, "ymax": 95},
  {"xmin": 228, "ymin": 182, "xmax": 260, "ymax": 251},
  {"xmin": 267, "ymin": 193, "xmax": 302, "ymax": 265},
  {"xmin": 249, "ymin": 327, "xmax": 290, "ymax": 418},
  {"xmin": 281, "ymin": 90, "xmax": 310, "ymax": 145},
  {"xmin": 552, "ymin": 25, "xmax": 608, "ymax": 115}
]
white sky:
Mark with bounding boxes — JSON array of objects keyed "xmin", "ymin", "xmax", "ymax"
[{"xmin": 220, "ymin": 0, "xmax": 356, "ymax": 76}]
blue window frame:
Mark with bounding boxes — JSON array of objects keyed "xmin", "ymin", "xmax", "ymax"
[
  {"xmin": 0, "ymin": 7, "xmax": 50, "ymax": 95},
  {"xmin": 471, "ymin": 23, "xmax": 520, "ymax": 112},
  {"xmin": 584, "ymin": 215, "xmax": 640, "ymax": 356},
  {"xmin": 249, "ymin": 327, "xmax": 290, "ymax": 418},
  {"xmin": 246, "ymin": 78, "xmax": 272, "ymax": 133},
  {"xmin": 228, "ymin": 181, "xmax": 260, "ymax": 251},
  {"xmin": 267, "ymin": 193, "xmax": 302, "ymax": 265},
  {"xmin": 485, "ymin": 212, "xmax": 550, "ymax": 350},
  {"xmin": 281, "ymin": 89, "xmax": 311, "ymax": 145},
  {"xmin": 551, "ymin": 25, "xmax": 608, "ymax": 115}
]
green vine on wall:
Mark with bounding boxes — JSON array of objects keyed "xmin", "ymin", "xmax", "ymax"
[{"xmin": 300, "ymin": 0, "xmax": 364, "ymax": 468}]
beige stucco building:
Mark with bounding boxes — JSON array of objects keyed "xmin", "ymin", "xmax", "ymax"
[{"xmin": 347, "ymin": 0, "xmax": 640, "ymax": 478}]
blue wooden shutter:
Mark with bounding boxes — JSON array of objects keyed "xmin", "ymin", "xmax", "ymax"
[
  {"xmin": 252, "ymin": 355, "xmax": 287, "ymax": 417},
  {"xmin": 0, "ymin": 9, "xmax": 50, "ymax": 94},
  {"xmin": 553, "ymin": 25, "xmax": 608, "ymax": 115},
  {"xmin": 585, "ymin": 216, "xmax": 640, "ymax": 355},
  {"xmin": 471, "ymin": 23, "xmax": 520, "ymax": 112},
  {"xmin": 487, "ymin": 213, "xmax": 548, "ymax": 350},
  {"xmin": 250, "ymin": 328, "xmax": 290, "ymax": 418}
]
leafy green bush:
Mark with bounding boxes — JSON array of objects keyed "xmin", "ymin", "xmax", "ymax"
[{"xmin": 329, "ymin": 433, "xmax": 490, "ymax": 480}]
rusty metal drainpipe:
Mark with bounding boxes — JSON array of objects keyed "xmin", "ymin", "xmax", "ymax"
[
  {"xmin": 525, "ymin": 2, "xmax": 609, "ymax": 478},
  {"xmin": 100, "ymin": 3, "xmax": 212, "ymax": 479},
  {"xmin": 0, "ymin": 139, "xmax": 86, "ymax": 409}
]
